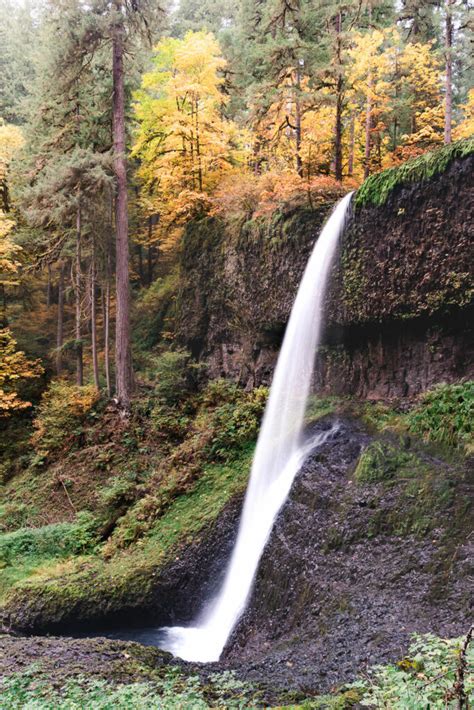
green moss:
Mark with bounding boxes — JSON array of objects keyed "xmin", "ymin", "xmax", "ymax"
[
  {"xmin": 355, "ymin": 138, "xmax": 474, "ymax": 207},
  {"xmin": 349, "ymin": 425, "xmax": 470, "ymax": 539},
  {"xmin": 354, "ymin": 441, "xmax": 413, "ymax": 483},
  {"xmin": 340, "ymin": 244, "xmax": 368, "ymax": 315}
]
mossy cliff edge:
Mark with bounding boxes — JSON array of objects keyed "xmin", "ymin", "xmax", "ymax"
[{"xmin": 173, "ymin": 142, "xmax": 473, "ymax": 398}]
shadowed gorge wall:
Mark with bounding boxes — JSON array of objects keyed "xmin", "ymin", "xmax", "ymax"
[{"xmin": 175, "ymin": 155, "xmax": 473, "ymax": 398}]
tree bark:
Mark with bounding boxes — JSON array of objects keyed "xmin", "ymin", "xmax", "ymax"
[
  {"xmin": 137, "ymin": 243, "xmax": 145, "ymax": 286},
  {"xmin": 348, "ymin": 111, "xmax": 355, "ymax": 176},
  {"xmin": 444, "ymin": 0, "xmax": 453, "ymax": 144},
  {"xmin": 104, "ymin": 277, "xmax": 112, "ymax": 398},
  {"xmin": 364, "ymin": 75, "xmax": 372, "ymax": 179},
  {"xmin": 56, "ymin": 262, "xmax": 64, "ymax": 375},
  {"xmin": 47, "ymin": 263, "xmax": 52, "ymax": 307},
  {"xmin": 0, "ymin": 285, "xmax": 7, "ymax": 327},
  {"xmin": 147, "ymin": 231, "xmax": 154, "ymax": 285},
  {"xmin": 112, "ymin": 9, "xmax": 132, "ymax": 410},
  {"xmin": 194, "ymin": 97, "xmax": 203, "ymax": 191},
  {"xmin": 333, "ymin": 12, "xmax": 343, "ymax": 181},
  {"xmin": 75, "ymin": 201, "xmax": 84, "ymax": 386},
  {"xmin": 91, "ymin": 238, "xmax": 100, "ymax": 390},
  {"xmin": 295, "ymin": 63, "xmax": 303, "ymax": 178}
]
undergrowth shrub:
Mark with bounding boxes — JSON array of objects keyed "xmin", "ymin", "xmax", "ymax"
[
  {"xmin": 406, "ymin": 381, "xmax": 473, "ymax": 451},
  {"xmin": 200, "ymin": 381, "xmax": 268, "ymax": 460},
  {"xmin": 350, "ymin": 633, "xmax": 474, "ymax": 708},
  {"xmin": 0, "ymin": 502, "xmax": 29, "ymax": 533},
  {"xmin": 0, "ymin": 512, "xmax": 98, "ymax": 566},
  {"xmin": 99, "ymin": 476, "xmax": 139, "ymax": 509},
  {"xmin": 136, "ymin": 349, "xmax": 203, "ymax": 441},
  {"xmin": 211, "ymin": 171, "xmax": 347, "ymax": 223},
  {"xmin": 142, "ymin": 349, "xmax": 203, "ymax": 407},
  {"xmin": 133, "ymin": 273, "xmax": 178, "ymax": 351},
  {"xmin": 0, "ymin": 668, "xmax": 255, "ymax": 709},
  {"xmin": 32, "ymin": 382, "xmax": 100, "ymax": 456}
]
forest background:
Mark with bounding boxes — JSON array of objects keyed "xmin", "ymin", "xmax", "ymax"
[{"xmin": 0, "ymin": 0, "xmax": 473, "ymax": 420}]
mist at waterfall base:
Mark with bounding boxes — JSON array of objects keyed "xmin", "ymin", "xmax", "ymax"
[{"xmin": 155, "ymin": 192, "xmax": 354, "ymax": 663}]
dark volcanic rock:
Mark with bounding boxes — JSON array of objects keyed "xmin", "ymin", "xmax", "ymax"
[
  {"xmin": 222, "ymin": 419, "xmax": 473, "ymax": 693},
  {"xmin": 0, "ymin": 635, "xmax": 175, "ymax": 685}
]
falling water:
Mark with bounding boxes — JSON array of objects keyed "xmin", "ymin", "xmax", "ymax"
[{"xmin": 159, "ymin": 192, "xmax": 354, "ymax": 663}]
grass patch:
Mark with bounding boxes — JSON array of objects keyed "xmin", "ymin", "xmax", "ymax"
[
  {"xmin": 0, "ymin": 513, "xmax": 99, "ymax": 602},
  {"xmin": 355, "ymin": 138, "xmax": 474, "ymax": 207},
  {"xmin": 0, "ymin": 513, "xmax": 98, "ymax": 566}
]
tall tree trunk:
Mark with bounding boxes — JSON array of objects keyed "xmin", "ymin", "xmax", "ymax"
[
  {"xmin": 75, "ymin": 201, "xmax": 84, "ymax": 386},
  {"xmin": 194, "ymin": 98, "xmax": 203, "ymax": 191},
  {"xmin": 104, "ymin": 277, "xmax": 112, "ymax": 398},
  {"xmin": 57, "ymin": 262, "xmax": 64, "ymax": 375},
  {"xmin": 333, "ymin": 12, "xmax": 343, "ymax": 181},
  {"xmin": 348, "ymin": 111, "xmax": 355, "ymax": 176},
  {"xmin": 91, "ymin": 238, "xmax": 100, "ymax": 390},
  {"xmin": 364, "ymin": 75, "xmax": 372, "ymax": 179},
  {"xmin": 112, "ymin": 11, "xmax": 132, "ymax": 411},
  {"xmin": 46, "ymin": 263, "xmax": 52, "ymax": 307},
  {"xmin": 444, "ymin": 0, "xmax": 453, "ymax": 144},
  {"xmin": 0, "ymin": 284, "xmax": 7, "ymax": 327},
  {"xmin": 137, "ymin": 243, "xmax": 145, "ymax": 286},
  {"xmin": 295, "ymin": 63, "xmax": 303, "ymax": 178},
  {"xmin": 364, "ymin": 3, "xmax": 373, "ymax": 179},
  {"xmin": 147, "ymin": 227, "xmax": 154, "ymax": 285}
]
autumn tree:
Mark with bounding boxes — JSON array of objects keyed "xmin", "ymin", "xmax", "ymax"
[
  {"xmin": 132, "ymin": 31, "xmax": 248, "ymax": 248},
  {"xmin": 0, "ymin": 327, "xmax": 43, "ymax": 416}
]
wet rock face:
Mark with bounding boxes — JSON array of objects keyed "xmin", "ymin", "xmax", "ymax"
[
  {"xmin": 176, "ymin": 157, "xmax": 473, "ymax": 397},
  {"xmin": 224, "ymin": 419, "xmax": 472, "ymax": 693},
  {"xmin": 315, "ymin": 309, "xmax": 474, "ymax": 400}
]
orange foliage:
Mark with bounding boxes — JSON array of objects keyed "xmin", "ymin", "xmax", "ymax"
[{"xmin": 211, "ymin": 172, "xmax": 348, "ymax": 222}]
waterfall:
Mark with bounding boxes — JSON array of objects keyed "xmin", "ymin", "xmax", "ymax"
[{"xmin": 159, "ymin": 192, "xmax": 353, "ymax": 663}]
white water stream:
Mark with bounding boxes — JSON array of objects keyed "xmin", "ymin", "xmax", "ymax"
[{"xmin": 159, "ymin": 192, "xmax": 353, "ymax": 662}]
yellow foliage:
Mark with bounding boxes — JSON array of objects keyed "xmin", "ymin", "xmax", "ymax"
[
  {"xmin": 0, "ymin": 209, "xmax": 22, "ymax": 285},
  {"xmin": 132, "ymin": 30, "xmax": 249, "ymax": 250},
  {"xmin": 0, "ymin": 123, "xmax": 24, "ymax": 286},
  {"xmin": 32, "ymin": 381, "xmax": 99, "ymax": 453},
  {"xmin": 0, "ymin": 122, "xmax": 24, "ymax": 183},
  {"xmin": 301, "ymin": 104, "xmax": 336, "ymax": 175},
  {"xmin": 402, "ymin": 105, "xmax": 445, "ymax": 147},
  {"xmin": 348, "ymin": 28, "xmax": 397, "ymax": 116},
  {"xmin": 454, "ymin": 89, "xmax": 474, "ymax": 140},
  {"xmin": 0, "ymin": 328, "xmax": 43, "ymax": 417}
]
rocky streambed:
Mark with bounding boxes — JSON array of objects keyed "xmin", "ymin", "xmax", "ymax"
[{"xmin": 2, "ymin": 417, "xmax": 472, "ymax": 698}]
